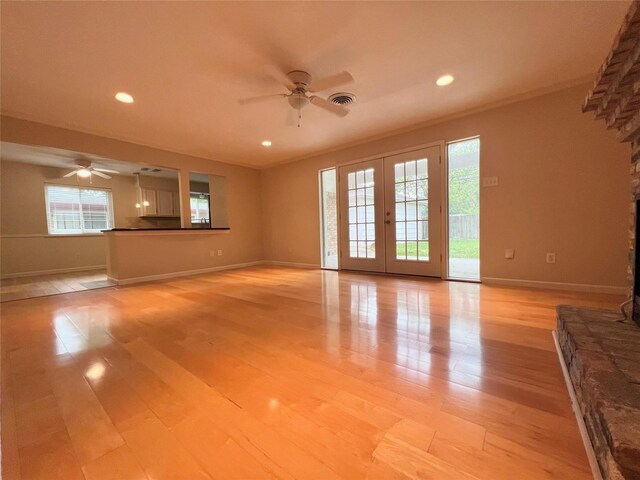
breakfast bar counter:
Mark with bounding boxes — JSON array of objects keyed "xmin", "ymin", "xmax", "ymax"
[{"xmin": 102, "ymin": 227, "xmax": 238, "ymax": 284}]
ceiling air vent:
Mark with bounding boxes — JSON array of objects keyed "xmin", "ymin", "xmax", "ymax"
[{"xmin": 329, "ymin": 92, "xmax": 357, "ymax": 106}]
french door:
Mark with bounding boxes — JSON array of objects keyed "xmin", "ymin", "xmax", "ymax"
[
  {"xmin": 338, "ymin": 158, "xmax": 385, "ymax": 272},
  {"xmin": 339, "ymin": 146, "xmax": 442, "ymax": 277}
]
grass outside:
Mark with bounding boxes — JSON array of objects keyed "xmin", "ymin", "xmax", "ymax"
[
  {"xmin": 449, "ymin": 239, "xmax": 479, "ymax": 259},
  {"xmin": 396, "ymin": 239, "xmax": 479, "ymax": 259}
]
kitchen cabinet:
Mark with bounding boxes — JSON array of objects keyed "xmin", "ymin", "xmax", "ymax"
[
  {"xmin": 138, "ymin": 188, "xmax": 180, "ymax": 217},
  {"xmin": 157, "ymin": 190, "xmax": 174, "ymax": 216},
  {"xmin": 141, "ymin": 189, "xmax": 157, "ymax": 216}
]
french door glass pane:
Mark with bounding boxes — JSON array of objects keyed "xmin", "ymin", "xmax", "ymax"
[
  {"xmin": 394, "ymin": 159, "xmax": 428, "ymax": 261},
  {"xmin": 347, "ymin": 168, "xmax": 376, "ymax": 259}
]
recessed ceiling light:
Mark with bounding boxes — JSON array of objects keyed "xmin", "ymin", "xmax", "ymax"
[
  {"xmin": 436, "ymin": 75, "xmax": 455, "ymax": 86},
  {"xmin": 261, "ymin": 140, "xmax": 272, "ymax": 147},
  {"xmin": 115, "ymin": 92, "xmax": 134, "ymax": 103}
]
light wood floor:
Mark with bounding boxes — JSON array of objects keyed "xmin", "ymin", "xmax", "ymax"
[
  {"xmin": 1, "ymin": 270, "xmax": 114, "ymax": 303},
  {"xmin": 1, "ymin": 266, "xmax": 622, "ymax": 480}
]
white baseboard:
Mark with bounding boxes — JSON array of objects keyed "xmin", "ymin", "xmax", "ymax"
[
  {"xmin": 552, "ymin": 331, "xmax": 603, "ymax": 480},
  {"xmin": 1, "ymin": 264, "xmax": 106, "ymax": 279},
  {"xmin": 109, "ymin": 261, "xmax": 265, "ymax": 285},
  {"xmin": 482, "ymin": 277, "xmax": 627, "ymax": 295},
  {"xmin": 263, "ymin": 260, "xmax": 320, "ymax": 269}
]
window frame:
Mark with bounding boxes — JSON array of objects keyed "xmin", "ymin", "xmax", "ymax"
[{"xmin": 44, "ymin": 184, "xmax": 115, "ymax": 235}]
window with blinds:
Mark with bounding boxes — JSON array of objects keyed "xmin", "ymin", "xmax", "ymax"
[
  {"xmin": 190, "ymin": 193, "xmax": 210, "ymax": 223},
  {"xmin": 45, "ymin": 185, "xmax": 114, "ymax": 234}
]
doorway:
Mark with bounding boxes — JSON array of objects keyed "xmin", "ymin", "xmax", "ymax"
[
  {"xmin": 447, "ymin": 138, "xmax": 480, "ymax": 280},
  {"xmin": 338, "ymin": 145, "xmax": 442, "ymax": 276}
]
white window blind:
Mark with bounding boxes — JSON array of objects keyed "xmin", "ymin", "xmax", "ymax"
[{"xmin": 45, "ymin": 185, "xmax": 114, "ymax": 234}]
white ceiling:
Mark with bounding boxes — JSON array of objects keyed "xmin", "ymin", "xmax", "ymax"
[
  {"xmin": 0, "ymin": 142, "xmax": 178, "ymax": 179},
  {"xmin": 0, "ymin": 1, "xmax": 629, "ymax": 168}
]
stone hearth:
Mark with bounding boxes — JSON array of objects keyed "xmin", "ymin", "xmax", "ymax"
[{"xmin": 557, "ymin": 306, "xmax": 640, "ymax": 479}]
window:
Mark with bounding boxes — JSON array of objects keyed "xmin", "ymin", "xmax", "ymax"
[
  {"xmin": 190, "ymin": 193, "xmax": 210, "ymax": 224},
  {"xmin": 319, "ymin": 168, "xmax": 338, "ymax": 269},
  {"xmin": 45, "ymin": 185, "xmax": 114, "ymax": 234}
]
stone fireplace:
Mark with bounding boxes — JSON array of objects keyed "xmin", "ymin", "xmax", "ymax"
[{"xmin": 556, "ymin": 3, "xmax": 640, "ymax": 480}]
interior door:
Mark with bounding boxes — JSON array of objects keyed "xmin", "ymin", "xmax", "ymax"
[
  {"xmin": 338, "ymin": 158, "xmax": 385, "ymax": 272},
  {"xmin": 384, "ymin": 146, "xmax": 441, "ymax": 276}
]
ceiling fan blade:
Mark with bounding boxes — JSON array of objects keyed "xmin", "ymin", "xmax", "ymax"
[
  {"xmin": 309, "ymin": 71, "xmax": 354, "ymax": 93},
  {"xmin": 310, "ymin": 96, "xmax": 349, "ymax": 117},
  {"xmin": 238, "ymin": 93, "xmax": 288, "ymax": 105},
  {"xmin": 263, "ymin": 64, "xmax": 295, "ymax": 90},
  {"xmin": 63, "ymin": 170, "xmax": 77, "ymax": 178},
  {"xmin": 93, "ymin": 167, "xmax": 120, "ymax": 174},
  {"xmin": 91, "ymin": 170, "xmax": 111, "ymax": 179}
]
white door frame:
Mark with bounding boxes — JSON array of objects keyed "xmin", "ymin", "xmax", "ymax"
[{"xmin": 335, "ymin": 140, "xmax": 446, "ymax": 278}]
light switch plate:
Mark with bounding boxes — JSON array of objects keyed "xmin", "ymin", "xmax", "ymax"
[
  {"xmin": 505, "ymin": 249, "xmax": 515, "ymax": 259},
  {"xmin": 483, "ymin": 176, "xmax": 499, "ymax": 187},
  {"xmin": 546, "ymin": 253, "xmax": 556, "ymax": 264}
]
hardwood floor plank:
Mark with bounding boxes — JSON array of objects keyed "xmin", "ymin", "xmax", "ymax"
[
  {"xmin": 82, "ymin": 444, "xmax": 148, "ymax": 480},
  {"xmin": 1, "ymin": 354, "xmax": 22, "ymax": 480},
  {"xmin": 171, "ymin": 413, "xmax": 276, "ymax": 480},
  {"xmin": 19, "ymin": 430, "xmax": 85, "ymax": 480},
  {"xmin": 119, "ymin": 412, "xmax": 211, "ymax": 480},
  {"xmin": 14, "ymin": 394, "xmax": 66, "ymax": 449}
]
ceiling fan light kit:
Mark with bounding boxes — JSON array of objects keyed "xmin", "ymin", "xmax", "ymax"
[
  {"xmin": 239, "ymin": 68, "xmax": 355, "ymax": 127},
  {"xmin": 62, "ymin": 159, "xmax": 120, "ymax": 183}
]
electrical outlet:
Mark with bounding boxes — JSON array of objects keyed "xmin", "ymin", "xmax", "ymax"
[
  {"xmin": 209, "ymin": 250, "xmax": 215, "ymax": 257},
  {"xmin": 482, "ymin": 176, "xmax": 499, "ymax": 187},
  {"xmin": 546, "ymin": 253, "xmax": 556, "ymax": 264},
  {"xmin": 505, "ymin": 249, "xmax": 515, "ymax": 259},
  {"xmin": 218, "ymin": 250, "xmax": 223, "ymax": 256}
]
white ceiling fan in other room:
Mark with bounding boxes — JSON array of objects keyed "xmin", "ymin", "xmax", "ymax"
[
  {"xmin": 63, "ymin": 159, "xmax": 120, "ymax": 182},
  {"xmin": 239, "ymin": 67, "xmax": 355, "ymax": 126}
]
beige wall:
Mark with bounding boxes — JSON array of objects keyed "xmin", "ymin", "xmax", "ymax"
[
  {"xmin": 261, "ymin": 83, "xmax": 630, "ymax": 289},
  {"xmin": 138, "ymin": 174, "xmax": 180, "ymax": 193},
  {"xmin": 0, "ymin": 116, "xmax": 263, "ymax": 277}
]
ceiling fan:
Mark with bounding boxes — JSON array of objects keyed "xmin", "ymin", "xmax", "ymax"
[
  {"xmin": 63, "ymin": 159, "xmax": 120, "ymax": 180},
  {"xmin": 239, "ymin": 67, "xmax": 355, "ymax": 125}
]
